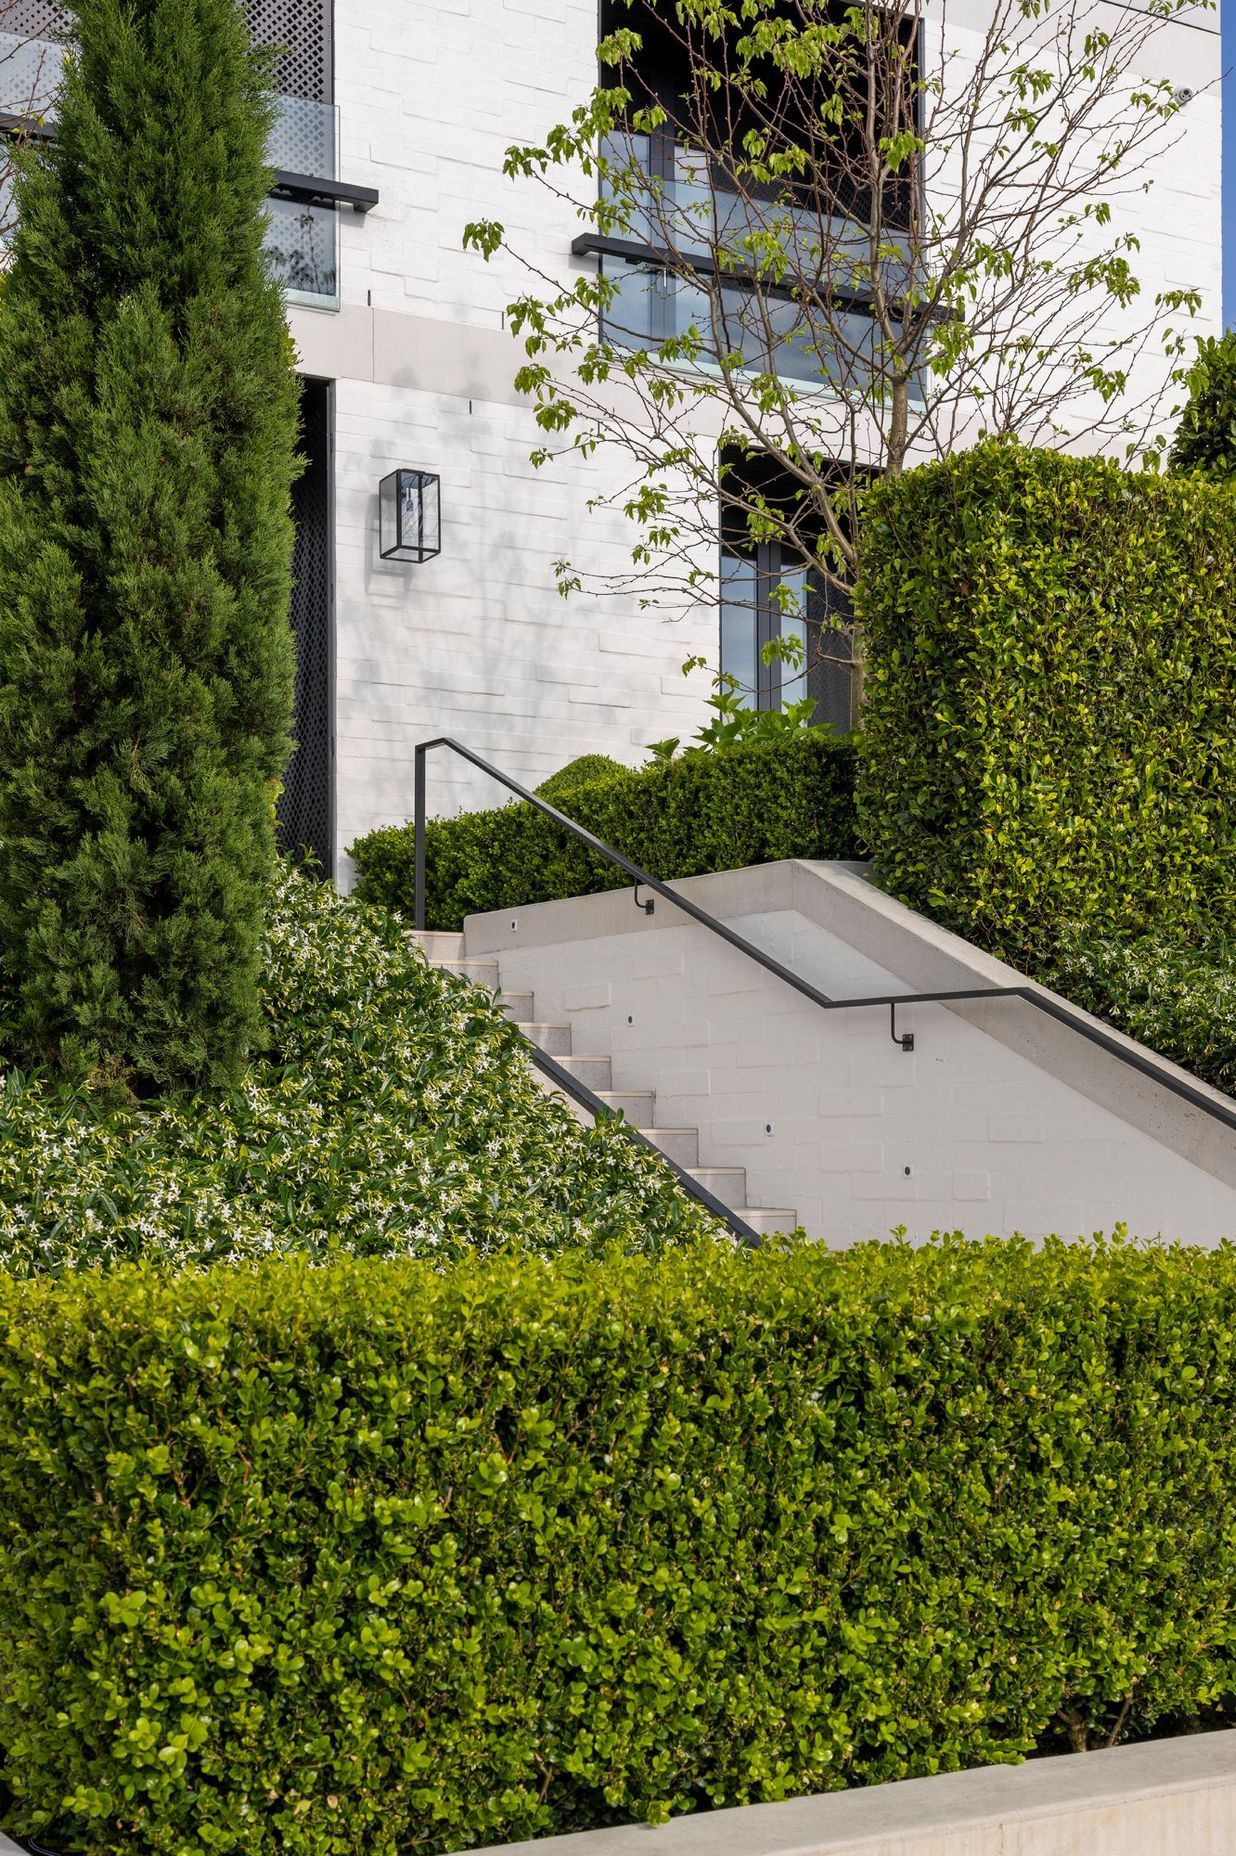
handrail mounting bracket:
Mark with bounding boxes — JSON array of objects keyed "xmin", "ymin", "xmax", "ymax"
[{"xmin": 890, "ymin": 1004, "xmax": 915, "ymax": 1053}]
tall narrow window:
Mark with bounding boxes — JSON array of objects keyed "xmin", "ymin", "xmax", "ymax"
[
  {"xmin": 719, "ymin": 453, "xmax": 856, "ymax": 731},
  {"xmin": 278, "ymin": 377, "xmax": 334, "ymax": 876}
]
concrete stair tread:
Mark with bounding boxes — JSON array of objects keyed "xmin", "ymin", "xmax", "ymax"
[
  {"xmin": 420, "ymin": 942, "xmax": 800, "ymax": 1238},
  {"xmin": 409, "ymin": 930, "xmax": 465, "ymax": 959},
  {"xmin": 686, "ymin": 1166, "xmax": 748, "ymax": 1210},
  {"xmin": 596, "ymin": 1092, "xmax": 657, "ymax": 1121}
]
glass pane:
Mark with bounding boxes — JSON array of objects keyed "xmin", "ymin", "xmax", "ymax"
[
  {"xmin": 598, "ymin": 132, "xmax": 924, "ymax": 401},
  {"xmin": 269, "ymin": 93, "xmax": 338, "ymax": 179},
  {"xmin": 0, "ymin": 28, "xmax": 63, "ymax": 121},
  {"xmin": 264, "ymin": 196, "xmax": 339, "ymax": 308},
  {"xmin": 806, "ymin": 573, "xmax": 855, "ymax": 733},
  {"xmin": 720, "ymin": 552, "xmax": 758, "ymax": 710},
  {"xmin": 775, "ymin": 567, "xmax": 810, "ymax": 707}
]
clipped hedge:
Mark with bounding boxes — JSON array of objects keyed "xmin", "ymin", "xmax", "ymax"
[
  {"xmin": 855, "ymin": 441, "xmax": 1236, "ymax": 956},
  {"xmin": 4, "ymin": 1239, "xmax": 1236, "ymax": 1854},
  {"xmin": 1040, "ymin": 927, "xmax": 1236, "ymax": 1100},
  {"xmin": 350, "ymin": 733, "xmax": 861, "ymax": 930}
]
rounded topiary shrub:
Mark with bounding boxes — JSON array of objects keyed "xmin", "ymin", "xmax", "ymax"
[{"xmin": 534, "ymin": 754, "xmax": 631, "ymax": 808}]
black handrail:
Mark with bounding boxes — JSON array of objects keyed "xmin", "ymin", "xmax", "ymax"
[
  {"xmin": 413, "ymin": 737, "xmax": 1236, "ymax": 1141},
  {"xmin": 518, "ymin": 1038, "xmax": 762, "ymax": 1247}
]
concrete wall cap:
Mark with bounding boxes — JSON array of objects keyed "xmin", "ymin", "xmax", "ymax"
[{"xmin": 451, "ymin": 1729, "xmax": 1236, "ymax": 1855}]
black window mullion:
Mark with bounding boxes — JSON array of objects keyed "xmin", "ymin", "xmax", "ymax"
[{"xmin": 755, "ymin": 540, "xmax": 781, "ymax": 711}]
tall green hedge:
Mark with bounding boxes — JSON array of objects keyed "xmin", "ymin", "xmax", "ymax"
[
  {"xmin": 350, "ymin": 734, "xmax": 861, "ymax": 930},
  {"xmin": 4, "ymin": 1239, "xmax": 1236, "ymax": 1854},
  {"xmin": 854, "ymin": 441, "xmax": 1236, "ymax": 956}
]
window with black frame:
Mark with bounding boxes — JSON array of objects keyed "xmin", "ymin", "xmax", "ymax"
[
  {"xmin": 718, "ymin": 452, "xmax": 856, "ymax": 733},
  {"xmin": 593, "ymin": 0, "xmax": 920, "ymax": 399}
]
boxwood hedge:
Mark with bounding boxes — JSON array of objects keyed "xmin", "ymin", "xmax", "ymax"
[
  {"xmin": 349, "ymin": 733, "xmax": 862, "ymax": 931},
  {"xmin": 3, "ymin": 1238, "xmax": 1236, "ymax": 1854},
  {"xmin": 855, "ymin": 441, "xmax": 1236, "ymax": 958}
]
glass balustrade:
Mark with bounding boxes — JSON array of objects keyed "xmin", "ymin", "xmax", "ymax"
[
  {"xmin": 597, "ymin": 132, "xmax": 923, "ymax": 400},
  {"xmin": 1, "ymin": 33, "xmax": 340, "ymax": 309},
  {"xmin": 266, "ymin": 93, "xmax": 340, "ymax": 309}
]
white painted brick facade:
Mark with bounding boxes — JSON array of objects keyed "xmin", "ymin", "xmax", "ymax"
[
  {"xmin": 464, "ymin": 862, "xmax": 1236, "ymax": 1244},
  {"xmin": 285, "ymin": 0, "xmax": 1222, "ymax": 873}
]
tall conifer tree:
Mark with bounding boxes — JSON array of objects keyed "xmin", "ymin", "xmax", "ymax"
[{"xmin": 0, "ymin": 0, "xmax": 299, "ymax": 1092}]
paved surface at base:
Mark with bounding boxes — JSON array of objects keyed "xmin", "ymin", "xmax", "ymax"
[{"xmin": 454, "ymin": 1729, "xmax": 1236, "ymax": 1856}]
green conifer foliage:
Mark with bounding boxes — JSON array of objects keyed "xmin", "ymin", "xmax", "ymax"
[{"xmin": 0, "ymin": 0, "xmax": 300, "ymax": 1093}]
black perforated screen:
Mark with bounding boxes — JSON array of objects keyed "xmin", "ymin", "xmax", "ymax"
[
  {"xmin": 9, "ymin": 1, "xmax": 332, "ymax": 103},
  {"xmin": 278, "ymin": 376, "xmax": 334, "ymax": 877},
  {"xmin": 249, "ymin": 0, "xmax": 332, "ymax": 103},
  {"xmin": 7, "ymin": 1, "xmax": 68, "ymax": 36}
]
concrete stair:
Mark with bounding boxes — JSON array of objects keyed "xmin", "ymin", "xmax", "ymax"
[{"xmin": 410, "ymin": 929, "xmax": 796, "ymax": 1238}]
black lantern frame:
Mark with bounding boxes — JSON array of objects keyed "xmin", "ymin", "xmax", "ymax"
[{"xmin": 379, "ymin": 468, "xmax": 441, "ymax": 563}]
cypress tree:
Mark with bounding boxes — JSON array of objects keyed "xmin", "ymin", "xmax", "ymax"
[{"xmin": 0, "ymin": 0, "xmax": 299, "ymax": 1093}]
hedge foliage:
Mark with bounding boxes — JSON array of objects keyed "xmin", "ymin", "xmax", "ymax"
[
  {"xmin": 350, "ymin": 733, "xmax": 862, "ymax": 930},
  {"xmin": 1171, "ymin": 330, "xmax": 1236, "ymax": 477},
  {"xmin": 855, "ymin": 441, "xmax": 1236, "ymax": 958},
  {"xmin": 0, "ymin": 868, "xmax": 720, "ymax": 1278},
  {"xmin": 1040, "ymin": 927, "xmax": 1236, "ymax": 1100},
  {"xmin": 3, "ymin": 1238, "xmax": 1236, "ymax": 1854}
]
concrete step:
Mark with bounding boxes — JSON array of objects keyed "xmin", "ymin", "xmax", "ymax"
[
  {"xmin": 738, "ymin": 1207, "xmax": 799, "ymax": 1237},
  {"xmin": 520, "ymin": 1022, "xmax": 573, "ymax": 1057},
  {"xmin": 640, "ymin": 1126, "xmax": 699, "ymax": 1168},
  {"xmin": 409, "ymin": 930, "xmax": 465, "ymax": 961},
  {"xmin": 558, "ymin": 1054, "xmax": 613, "ymax": 1092},
  {"xmin": 687, "ymin": 1166, "xmax": 749, "ymax": 1211},
  {"xmin": 595, "ymin": 1090, "xmax": 656, "ymax": 1125},
  {"xmin": 438, "ymin": 958, "xmax": 500, "ymax": 985},
  {"xmin": 497, "ymin": 991, "xmax": 536, "ymax": 1024}
]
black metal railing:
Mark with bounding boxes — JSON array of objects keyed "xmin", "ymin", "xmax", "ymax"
[
  {"xmin": 414, "ymin": 736, "xmax": 1236, "ymax": 1147},
  {"xmin": 518, "ymin": 1037, "xmax": 762, "ymax": 1247}
]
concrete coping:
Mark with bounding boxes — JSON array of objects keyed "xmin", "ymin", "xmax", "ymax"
[{"xmin": 452, "ymin": 1728, "xmax": 1236, "ymax": 1855}]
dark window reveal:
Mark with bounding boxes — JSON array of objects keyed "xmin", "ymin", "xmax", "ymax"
[{"xmin": 718, "ymin": 450, "xmax": 856, "ymax": 732}]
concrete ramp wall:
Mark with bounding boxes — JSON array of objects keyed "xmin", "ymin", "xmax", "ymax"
[{"xmin": 464, "ymin": 860, "xmax": 1236, "ymax": 1244}]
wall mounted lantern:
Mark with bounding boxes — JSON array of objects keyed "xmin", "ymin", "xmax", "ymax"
[{"xmin": 379, "ymin": 469, "xmax": 441, "ymax": 563}]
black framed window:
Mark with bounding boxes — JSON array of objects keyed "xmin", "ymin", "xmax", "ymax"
[
  {"xmin": 718, "ymin": 446, "xmax": 857, "ymax": 731},
  {"xmin": 719, "ymin": 538, "xmax": 854, "ymax": 730}
]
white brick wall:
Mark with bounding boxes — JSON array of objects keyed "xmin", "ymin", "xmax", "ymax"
[
  {"xmin": 464, "ymin": 862, "xmax": 1236, "ymax": 1245},
  {"xmin": 288, "ymin": 0, "xmax": 1222, "ymax": 874}
]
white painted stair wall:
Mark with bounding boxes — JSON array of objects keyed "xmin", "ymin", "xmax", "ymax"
[
  {"xmin": 452, "ymin": 860, "xmax": 1236, "ymax": 1246},
  {"xmin": 411, "ymin": 930, "xmax": 797, "ymax": 1237}
]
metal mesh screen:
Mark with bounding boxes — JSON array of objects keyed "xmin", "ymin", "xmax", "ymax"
[
  {"xmin": 278, "ymin": 378, "xmax": 334, "ymax": 877},
  {"xmin": 7, "ymin": 1, "xmax": 332, "ymax": 102},
  {"xmin": 8, "ymin": 1, "xmax": 68, "ymax": 36},
  {"xmin": 249, "ymin": 0, "xmax": 332, "ymax": 102}
]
